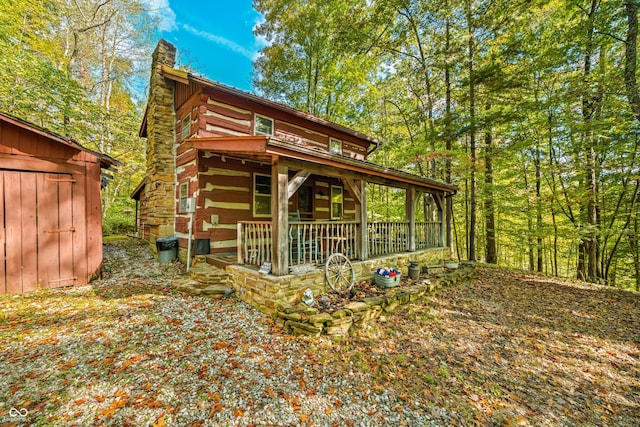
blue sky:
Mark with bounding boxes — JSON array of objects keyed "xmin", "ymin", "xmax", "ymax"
[{"xmin": 146, "ymin": 0, "xmax": 266, "ymax": 91}]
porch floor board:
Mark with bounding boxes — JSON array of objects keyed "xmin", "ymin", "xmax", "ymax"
[{"xmin": 204, "ymin": 253, "xmax": 239, "ymax": 270}]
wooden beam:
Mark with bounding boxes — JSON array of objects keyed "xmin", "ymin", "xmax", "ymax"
[
  {"xmin": 432, "ymin": 192, "xmax": 444, "ymax": 211},
  {"xmin": 268, "ymin": 139, "xmax": 457, "ymax": 193},
  {"xmin": 271, "ymin": 163, "xmax": 289, "ymax": 275},
  {"xmin": 288, "ymin": 170, "xmax": 310, "ymax": 199},
  {"xmin": 358, "ymin": 181, "xmax": 368, "ymax": 261},
  {"xmin": 280, "ymin": 157, "xmax": 361, "ymax": 181},
  {"xmin": 341, "ymin": 177, "xmax": 361, "ymax": 205},
  {"xmin": 192, "ymin": 136, "xmax": 269, "ymax": 153},
  {"xmin": 160, "ymin": 65, "xmax": 189, "ymax": 85},
  {"xmin": 406, "ymin": 187, "xmax": 418, "ymax": 252},
  {"xmin": 0, "ymin": 153, "xmax": 85, "ymax": 175}
]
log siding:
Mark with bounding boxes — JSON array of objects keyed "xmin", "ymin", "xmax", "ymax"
[
  {"xmin": 193, "ymin": 88, "xmax": 369, "ymax": 159},
  {"xmin": 193, "ymin": 152, "xmax": 356, "ymax": 254}
]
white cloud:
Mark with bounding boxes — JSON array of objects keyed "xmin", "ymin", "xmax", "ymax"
[
  {"xmin": 183, "ymin": 24, "xmax": 257, "ymax": 60},
  {"xmin": 252, "ymin": 15, "xmax": 270, "ymax": 49},
  {"xmin": 144, "ymin": 0, "xmax": 177, "ymax": 32}
]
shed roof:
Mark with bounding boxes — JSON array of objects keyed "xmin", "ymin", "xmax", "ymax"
[{"xmin": 0, "ymin": 111, "xmax": 121, "ymax": 169}]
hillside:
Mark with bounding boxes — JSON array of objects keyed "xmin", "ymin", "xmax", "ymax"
[{"xmin": 0, "ymin": 238, "xmax": 638, "ymax": 426}]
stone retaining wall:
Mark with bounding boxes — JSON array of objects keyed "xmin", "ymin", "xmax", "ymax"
[
  {"xmin": 225, "ymin": 248, "xmax": 448, "ymax": 315},
  {"xmin": 277, "ymin": 267, "xmax": 477, "ymax": 338}
]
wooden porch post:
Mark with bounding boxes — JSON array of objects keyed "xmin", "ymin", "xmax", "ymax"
[
  {"xmin": 271, "ymin": 163, "xmax": 289, "ymax": 275},
  {"xmin": 406, "ymin": 187, "xmax": 417, "ymax": 252},
  {"xmin": 359, "ymin": 181, "xmax": 368, "ymax": 260},
  {"xmin": 342, "ymin": 177, "xmax": 368, "ymax": 260}
]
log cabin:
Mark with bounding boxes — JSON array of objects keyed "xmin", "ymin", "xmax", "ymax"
[{"xmin": 133, "ymin": 40, "xmax": 456, "ymax": 279}]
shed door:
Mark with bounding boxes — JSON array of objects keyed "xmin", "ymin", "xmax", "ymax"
[{"xmin": 0, "ymin": 170, "xmax": 76, "ymax": 294}]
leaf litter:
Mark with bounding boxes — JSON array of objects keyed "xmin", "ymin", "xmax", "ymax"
[{"xmin": 0, "ymin": 238, "xmax": 638, "ymax": 426}]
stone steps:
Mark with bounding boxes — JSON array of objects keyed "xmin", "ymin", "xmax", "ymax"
[{"xmin": 171, "ymin": 260, "xmax": 234, "ymax": 298}]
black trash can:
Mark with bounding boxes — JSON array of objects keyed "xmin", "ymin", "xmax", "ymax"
[{"xmin": 156, "ymin": 237, "xmax": 178, "ymax": 263}]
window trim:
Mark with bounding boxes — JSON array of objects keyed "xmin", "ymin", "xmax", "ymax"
[
  {"xmin": 330, "ymin": 185, "xmax": 343, "ymax": 220},
  {"xmin": 178, "ymin": 182, "xmax": 189, "ymax": 213},
  {"xmin": 181, "ymin": 113, "xmax": 191, "ymax": 141},
  {"xmin": 254, "ymin": 114, "xmax": 274, "ymax": 136},
  {"xmin": 253, "ymin": 172, "xmax": 272, "ymax": 217},
  {"xmin": 329, "ymin": 137, "xmax": 342, "ymax": 155}
]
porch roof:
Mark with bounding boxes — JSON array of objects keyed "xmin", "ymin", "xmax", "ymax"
[{"xmin": 188, "ymin": 135, "xmax": 457, "ymax": 194}]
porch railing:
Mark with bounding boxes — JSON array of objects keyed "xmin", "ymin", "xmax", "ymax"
[
  {"xmin": 237, "ymin": 221, "xmax": 272, "ymax": 266},
  {"xmin": 238, "ymin": 220, "xmax": 442, "ymax": 266},
  {"xmin": 367, "ymin": 222, "xmax": 409, "ymax": 257},
  {"xmin": 289, "ymin": 221, "xmax": 359, "ymax": 266},
  {"xmin": 416, "ymin": 221, "xmax": 441, "ymax": 249}
]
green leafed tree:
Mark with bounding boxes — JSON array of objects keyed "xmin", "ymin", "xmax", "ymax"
[
  {"xmin": 253, "ymin": 0, "xmax": 640, "ymax": 288},
  {"xmin": 0, "ymin": 0, "xmax": 160, "ymax": 230}
]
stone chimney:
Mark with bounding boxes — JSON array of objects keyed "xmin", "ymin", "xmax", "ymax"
[{"xmin": 144, "ymin": 39, "xmax": 177, "ymax": 241}]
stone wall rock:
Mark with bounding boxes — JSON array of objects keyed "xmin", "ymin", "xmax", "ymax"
[{"xmin": 271, "ymin": 266, "xmax": 477, "ymax": 338}]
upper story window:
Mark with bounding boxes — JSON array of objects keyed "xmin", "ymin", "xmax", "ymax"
[
  {"xmin": 254, "ymin": 114, "xmax": 274, "ymax": 136},
  {"xmin": 253, "ymin": 173, "xmax": 271, "ymax": 217},
  {"xmin": 329, "ymin": 138, "xmax": 342, "ymax": 155},
  {"xmin": 181, "ymin": 113, "xmax": 191, "ymax": 140}
]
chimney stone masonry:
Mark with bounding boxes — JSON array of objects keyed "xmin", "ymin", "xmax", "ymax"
[{"xmin": 144, "ymin": 40, "xmax": 177, "ymax": 241}]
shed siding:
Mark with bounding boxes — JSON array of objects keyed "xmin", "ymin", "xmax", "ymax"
[{"xmin": 0, "ymin": 116, "xmax": 105, "ymax": 294}]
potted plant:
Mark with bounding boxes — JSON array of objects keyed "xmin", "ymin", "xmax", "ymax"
[{"xmin": 374, "ymin": 267, "xmax": 401, "ymax": 288}]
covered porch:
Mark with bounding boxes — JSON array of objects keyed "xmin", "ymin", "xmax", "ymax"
[{"xmin": 191, "ymin": 136, "xmax": 457, "ymax": 275}]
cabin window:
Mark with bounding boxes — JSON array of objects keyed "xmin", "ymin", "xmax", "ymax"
[
  {"xmin": 329, "ymin": 138, "xmax": 342, "ymax": 155},
  {"xmin": 181, "ymin": 113, "xmax": 191, "ymax": 140},
  {"xmin": 254, "ymin": 114, "xmax": 274, "ymax": 136},
  {"xmin": 178, "ymin": 182, "xmax": 189, "ymax": 213},
  {"xmin": 331, "ymin": 185, "xmax": 343, "ymax": 219},
  {"xmin": 253, "ymin": 173, "xmax": 271, "ymax": 217}
]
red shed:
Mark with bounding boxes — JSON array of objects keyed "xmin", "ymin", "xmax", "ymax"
[{"xmin": 0, "ymin": 112, "xmax": 120, "ymax": 294}]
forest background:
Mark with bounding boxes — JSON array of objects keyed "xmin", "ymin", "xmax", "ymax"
[{"xmin": 1, "ymin": 0, "xmax": 638, "ymax": 290}]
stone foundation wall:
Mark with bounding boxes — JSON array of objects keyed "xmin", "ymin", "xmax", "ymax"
[
  {"xmin": 225, "ymin": 247, "xmax": 448, "ymax": 315},
  {"xmin": 278, "ymin": 267, "xmax": 477, "ymax": 338}
]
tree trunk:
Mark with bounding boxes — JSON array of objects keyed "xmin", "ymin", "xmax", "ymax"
[
  {"xmin": 577, "ymin": 0, "xmax": 600, "ymax": 283},
  {"xmin": 444, "ymin": 0, "xmax": 454, "ymax": 259},
  {"xmin": 625, "ymin": 0, "xmax": 640, "ymax": 121},
  {"xmin": 534, "ymin": 143, "xmax": 543, "ymax": 272},
  {"xmin": 484, "ymin": 104, "xmax": 496, "ymax": 264},
  {"xmin": 466, "ymin": 0, "xmax": 477, "ymax": 261},
  {"xmin": 633, "ymin": 215, "xmax": 640, "ymax": 292},
  {"xmin": 523, "ymin": 168, "xmax": 535, "ymax": 271}
]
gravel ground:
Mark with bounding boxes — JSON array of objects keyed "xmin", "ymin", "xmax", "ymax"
[
  {"xmin": 0, "ymin": 238, "xmax": 451, "ymax": 426},
  {"xmin": 5, "ymin": 238, "xmax": 636, "ymax": 426}
]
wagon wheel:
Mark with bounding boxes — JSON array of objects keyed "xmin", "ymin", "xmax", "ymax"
[{"xmin": 325, "ymin": 252, "xmax": 355, "ymax": 292}]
